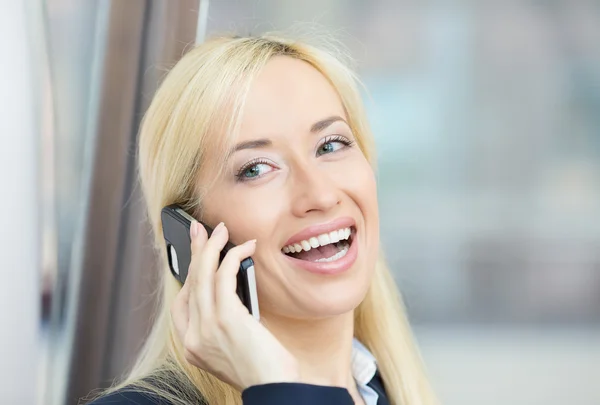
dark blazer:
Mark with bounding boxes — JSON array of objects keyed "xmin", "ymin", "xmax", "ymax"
[{"xmin": 87, "ymin": 370, "xmax": 390, "ymax": 405}]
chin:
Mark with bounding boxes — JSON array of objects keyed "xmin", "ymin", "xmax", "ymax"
[
  {"xmin": 257, "ymin": 235, "xmax": 377, "ymax": 320},
  {"xmin": 288, "ymin": 279, "xmax": 371, "ymax": 319}
]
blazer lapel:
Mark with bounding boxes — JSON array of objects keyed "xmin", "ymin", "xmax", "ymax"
[{"xmin": 367, "ymin": 370, "xmax": 390, "ymax": 405}]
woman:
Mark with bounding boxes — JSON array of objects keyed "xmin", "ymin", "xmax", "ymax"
[{"xmin": 88, "ymin": 33, "xmax": 437, "ymax": 405}]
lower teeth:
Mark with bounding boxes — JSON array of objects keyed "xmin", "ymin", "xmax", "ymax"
[{"xmin": 314, "ymin": 241, "xmax": 350, "ymax": 262}]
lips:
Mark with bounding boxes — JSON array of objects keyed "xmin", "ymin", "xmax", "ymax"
[
  {"xmin": 280, "ymin": 217, "xmax": 358, "ymax": 275},
  {"xmin": 283, "ymin": 227, "xmax": 350, "ymax": 252},
  {"xmin": 283, "ymin": 217, "xmax": 355, "ymax": 248}
]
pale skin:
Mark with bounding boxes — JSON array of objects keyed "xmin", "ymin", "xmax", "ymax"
[{"xmin": 171, "ymin": 56, "xmax": 380, "ymax": 405}]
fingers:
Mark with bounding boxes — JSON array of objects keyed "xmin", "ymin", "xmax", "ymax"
[
  {"xmin": 189, "ymin": 220, "xmax": 208, "ymax": 256},
  {"xmin": 176, "ymin": 220, "xmax": 257, "ymax": 344},
  {"xmin": 187, "ymin": 221, "xmax": 228, "ymax": 326},
  {"xmin": 186, "ymin": 221, "xmax": 207, "ymax": 288},
  {"xmin": 170, "ymin": 221, "xmax": 282, "ymax": 390},
  {"xmin": 173, "ymin": 220, "xmax": 226, "ymax": 346},
  {"xmin": 215, "ymin": 239, "xmax": 257, "ymax": 318}
]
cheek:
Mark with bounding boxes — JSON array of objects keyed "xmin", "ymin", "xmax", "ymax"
[
  {"xmin": 201, "ymin": 185, "xmax": 281, "ymax": 245},
  {"xmin": 343, "ymin": 156, "xmax": 379, "ymax": 219},
  {"xmin": 253, "ymin": 267, "xmax": 287, "ymax": 314},
  {"xmin": 343, "ymin": 156, "xmax": 380, "ymax": 265},
  {"xmin": 202, "ymin": 188, "xmax": 288, "ymax": 310}
]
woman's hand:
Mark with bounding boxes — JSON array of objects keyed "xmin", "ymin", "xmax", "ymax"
[{"xmin": 171, "ymin": 221, "xmax": 300, "ymax": 391}]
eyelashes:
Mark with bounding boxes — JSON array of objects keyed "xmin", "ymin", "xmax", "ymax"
[
  {"xmin": 317, "ymin": 135, "xmax": 355, "ymax": 155},
  {"xmin": 234, "ymin": 134, "xmax": 355, "ymax": 183},
  {"xmin": 235, "ymin": 158, "xmax": 274, "ymax": 182}
]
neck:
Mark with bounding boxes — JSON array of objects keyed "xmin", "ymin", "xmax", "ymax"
[{"xmin": 261, "ymin": 311, "xmax": 357, "ymax": 389}]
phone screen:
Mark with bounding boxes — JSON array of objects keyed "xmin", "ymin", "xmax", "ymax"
[{"xmin": 160, "ymin": 204, "xmax": 260, "ymax": 320}]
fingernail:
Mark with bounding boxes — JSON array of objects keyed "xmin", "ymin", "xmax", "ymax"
[
  {"xmin": 190, "ymin": 221, "xmax": 198, "ymax": 239},
  {"xmin": 247, "ymin": 239, "xmax": 257, "ymax": 245},
  {"xmin": 213, "ymin": 222, "xmax": 225, "ymax": 236}
]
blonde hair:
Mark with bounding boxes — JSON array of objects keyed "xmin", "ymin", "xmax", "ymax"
[{"xmin": 96, "ymin": 34, "xmax": 437, "ymax": 405}]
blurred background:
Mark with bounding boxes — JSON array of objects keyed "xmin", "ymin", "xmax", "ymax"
[{"xmin": 2, "ymin": 0, "xmax": 599, "ymax": 404}]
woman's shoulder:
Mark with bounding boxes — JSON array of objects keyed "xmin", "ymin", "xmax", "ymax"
[
  {"xmin": 86, "ymin": 388, "xmax": 174, "ymax": 405},
  {"xmin": 87, "ymin": 383, "xmax": 356, "ymax": 405},
  {"xmin": 86, "ymin": 367, "xmax": 207, "ymax": 405}
]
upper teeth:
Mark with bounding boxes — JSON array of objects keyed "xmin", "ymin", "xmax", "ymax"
[{"xmin": 282, "ymin": 227, "xmax": 352, "ymax": 254}]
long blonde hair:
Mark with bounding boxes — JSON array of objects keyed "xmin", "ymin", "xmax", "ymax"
[{"xmin": 98, "ymin": 33, "xmax": 437, "ymax": 405}]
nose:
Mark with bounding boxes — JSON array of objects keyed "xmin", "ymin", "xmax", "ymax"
[{"xmin": 289, "ymin": 163, "xmax": 341, "ymax": 217}]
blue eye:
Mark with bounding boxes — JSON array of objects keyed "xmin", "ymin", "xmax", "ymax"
[
  {"xmin": 236, "ymin": 160, "xmax": 274, "ymax": 182},
  {"xmin": 317, "ymin": 136, "xmax": 354, "ymax": 156}
]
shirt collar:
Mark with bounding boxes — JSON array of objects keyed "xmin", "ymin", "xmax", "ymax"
[{"xmin": 351, "ymin": 338, "xmax": 378, "ymax": 386}]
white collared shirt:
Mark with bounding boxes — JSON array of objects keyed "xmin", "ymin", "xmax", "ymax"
[{"xmin": 351, "ymin": 338, "xmax": 379, "ymax": 405}]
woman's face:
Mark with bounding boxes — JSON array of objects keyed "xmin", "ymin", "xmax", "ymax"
[{"xmin": 200, "ymin": 56, "xmax": 379, "ymax": 320}]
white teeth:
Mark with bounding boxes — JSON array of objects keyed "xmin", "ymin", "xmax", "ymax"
[
  {"xmin": 282, "ymin": 226, "xmax": 353, "ymax": 254},
  {"xmin": 314, "ymin": 242, "xmax": 349, "ymax": 262},
  {"xmin": 318, "ymin": 234, "xmax": 330, "ymax": 245}
]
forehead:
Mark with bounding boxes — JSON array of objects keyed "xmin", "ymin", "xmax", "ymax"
[{"xmin": 239, "ymin": 56, "xmax": 346, "ymax": 140}]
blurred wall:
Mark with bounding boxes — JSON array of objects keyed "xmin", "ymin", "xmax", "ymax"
[
  {"xmin": 37, "ymin": 1, "xmax": 200, "ymax": 404},
  {"xmin": 0, "ymin": 2, "xmax": 38, "ymax": 404}
]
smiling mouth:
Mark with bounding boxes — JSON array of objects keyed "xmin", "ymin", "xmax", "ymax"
[{"xmin": 281, "ymin": 227, "xmax": 355, "ymax": 263}]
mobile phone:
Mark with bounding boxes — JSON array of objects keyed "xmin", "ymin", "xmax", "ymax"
[{"xmin": 160, "ymin": 204, "xmax": 260, "ymax": 320}]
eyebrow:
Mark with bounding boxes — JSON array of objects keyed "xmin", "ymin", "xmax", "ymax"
[
  {"xmin": 310, "ymin": 115, "xmax": 347, "ymax": 133},
  {"xmin": 231, "ymin": 138, "xmax": 272, "ymax": 153},
  {"xmin": 230, "ymin": 115, "xmax": 347, "ymax": 154}
]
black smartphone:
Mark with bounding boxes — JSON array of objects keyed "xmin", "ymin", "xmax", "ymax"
[{"xmin": 160, "ymin": 204, "xmax": 260, "ymax": 320}]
